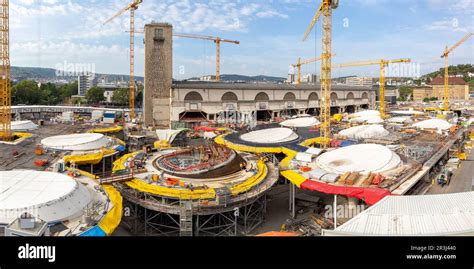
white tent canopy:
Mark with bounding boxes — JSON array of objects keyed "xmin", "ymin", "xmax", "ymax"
[
  {"xmin": 156, "ymin": 129, "xmax": 183, "ymax": 143},
  {"xmin": 315, "ymin": 144, "xmax": 401, "ymax": 175}
]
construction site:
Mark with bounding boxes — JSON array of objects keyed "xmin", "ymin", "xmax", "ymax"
[{"xmin": 0, "ymin": 0, "xmax": 473, "ymax": 238}]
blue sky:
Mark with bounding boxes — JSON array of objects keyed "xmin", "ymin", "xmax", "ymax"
[{"xmin": 10, "ymin": 0, "xmax": 474, "ymax": 79}]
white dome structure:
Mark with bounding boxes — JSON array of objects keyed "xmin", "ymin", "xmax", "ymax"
[
  {"xmin": 41, "ymin": 133, "xmax": 110, "ymax": 151},
  {"xmin": 387, "ymin": 116, "xmax": 413, "ymax": 124},
  {"xmin": 391, "ymin": 110, "xmax": 424, "ymax": 116},
  {"xmin": 350, "ymin": 115, "xmax": 384, "ymax": 124},
  {"xmin": 240, "ymin": 127, "xmax": 299, "ymax": 144},
  {"xmin": 412, "ymin": 119, "xmax": 452, "ymax": 131},
  {"xmin": 280, "ymin": 117, "xmax": 320, "ymax": 128},
  {"xmin": 0, "ymin": 120, "xmax": 38, "ymax": 131},
  {"xmin": 315, "ymin": 144, "xmax": 401, "ymax": 175},
  {"xmin": 339, "ymin": 125, "xmax": 389, "ymax": 139},
  {"xmin": 0, "ymin": 170, "xmax": 91, "ymax": 224},
  {"xmin": 351, "ymin": 110, "xmax": 380, "ymax": 118}
]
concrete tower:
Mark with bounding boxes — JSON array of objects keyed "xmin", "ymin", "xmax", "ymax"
[{"xmin": 144, "ymin": 23, "xmax": 173, "ymax": 127}]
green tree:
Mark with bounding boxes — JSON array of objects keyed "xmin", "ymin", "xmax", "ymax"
[
  {"xmin": 12, "ymin": 80, "xmax": 40, "ymax": 105},
  {"xmin": 40, "ymin": 83, "xmax": 61, "ymax": 105},
  {"xmin": 85, "ymin": 86, "xmax": 105, "ymax": 104},
  {"xmin": 399, "ymin": 87, "xmax": 413, "ymax": 101},
  {"xmin": 111, "ymin": 88, "xmax": 129, "ymax": 105},
  {"xmin": 59, "ymin": 81, "xmax": 78, "ymax": 102}
]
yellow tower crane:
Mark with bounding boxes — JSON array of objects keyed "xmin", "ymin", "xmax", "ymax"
[
  {"xmin": 440, "ymin": 32, "xmax": 473, "ymax": 111},
  {"xmin": 174, "ymin": 33, "xmax": 240, "ymax": 81},
  {"xmin": 302, "ymin": 0, "xmax": 339, "ymax": 148},
  {"xmin": 333, "ymin": 58, "xmax": 411, "ymax": 118},
  {"xmin": 104, "ymin": 0, "xmax": 143, "ymax": 120},
  {"xmin": 291, "ymin": 54, "xmax": 334, "ymax": 85},
  {"xmin": 0, "ymin": 0, "xmax": 11, "ymax": 141}
]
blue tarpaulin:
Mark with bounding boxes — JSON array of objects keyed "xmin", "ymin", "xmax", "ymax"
[
  {"xmin": 79, "ymin": 226, "xmax": 107, "ymax": 237},
  {"xmin": 340, "ymin": 141, "xmax": 355, "ymax": 147},
  {"xmin": 115, "ymin": 145, "xmax": 126, "ymax": 152}
]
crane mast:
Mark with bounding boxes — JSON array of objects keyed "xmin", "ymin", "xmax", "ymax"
[
  {"xmin": 174, "ymin": 33, "xmax": 239, "ymax": 82},
  {"xmin": 104, "ymin": 0, "xmax": 143, "ymax": 121},
  {"xmin": 0, "ymin": 0, "xmax": 10, "ymax": 141},
  {"xmin": 440, "ymin": 33, "xmax": 473, "ymax": 111},
  {"xmin": 333, "ymin": 58, "xmax": 411, "ymax": 118},
  {"xmin": 302, "ymin": 0, "xmax": 336, "ymax": 148}
]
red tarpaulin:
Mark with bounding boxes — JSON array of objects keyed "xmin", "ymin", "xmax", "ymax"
[
  {"xmin": 194, "ymin": 126, "xmax": 217, "ymax": 132},
  {"xmin": 300, "ymin": 180, "xmax": 393, "ymax": 205}
]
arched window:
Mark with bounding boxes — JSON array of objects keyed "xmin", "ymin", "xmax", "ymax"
[
  {"xmin": 331, "ymin": 92, "xmax": 338, "ymax": 101},
  {"xmin": 284, "ymin": 92, "xmax": 296, "ymax": 101},
  {"xmin": 221, "ymin": 92, "xmax": 238, "ymax": 102},
  {"xmin": 255, "ymin": 92, "xmax": 270, "ymax": 101},
  {"xmin": 184, "ymin": 91, "xmax": 203, "ymax": 102},
  {"xmin": 362, "ymin": 92, "xmax": 369, "ymax": 99},
  {"xmin": 347, "ymin": 92, "xmax": 354, "ymax": 99},
  {"xmin": 308, "ymin": 92, "xmax": 319, "ymax": 100}
]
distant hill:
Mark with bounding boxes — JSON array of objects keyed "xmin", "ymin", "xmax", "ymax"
[
  {"xmin": 186, "ymin": 74, "xmax": 286, "ymax": 83},
  {"xmin": 422, "ymin": 64, "xmax": 474, "ymax": 81},
  {"xmin": 11, "ymin": 66, "xmax": 144, "ymax": 82}
]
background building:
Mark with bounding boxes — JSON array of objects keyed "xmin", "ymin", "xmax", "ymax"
[
  {"xmin": 429, "ymin": 77, "xmax": 469, "ymax": 101},
  {"xmin": 77, "ymin": 73, "xmax": 95, "ymax": 96},
  {"xmin": 345, "ymin": 76, "xmax": 373, "ymax": 87}
]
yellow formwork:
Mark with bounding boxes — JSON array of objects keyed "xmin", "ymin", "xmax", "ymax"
[
  {"xmin": 63, "ymin": 149, "xmax": 116, "ymax": 165},
  {"xmin": 98, "ymin": 185, "xmax": 123, "ymax": 236},
  {"xmin": 65, "ymin": 166, "xmax": 122, "ymax": 236},
  {"xmin": 89, "ymin": 126, "xmax": 124, "ymax": 134},
  {"xmin": 230, "ymin": 160, "xmax": 267, "ymax": 196},
  {"xmin": 280, "ymin": 170, "xmax": 307, "ymax": 188},
  {"xmin": 112, "ymin": 150, "xmax": 269, "ymax": 200},
  {"xmin": 125, "ymin": 179, "xmax": 216, "ymax": 200}
]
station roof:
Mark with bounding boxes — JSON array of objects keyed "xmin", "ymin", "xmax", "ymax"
[
  {"xmin": 323, "ymin": 192, "xmax": 474, "ymax": 236},
  {"xmin": 172, "ymin": 81, "xmax": 374, "ymax": 91}
]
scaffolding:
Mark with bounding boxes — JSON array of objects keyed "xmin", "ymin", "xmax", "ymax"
[{"xmin": 117, "ymin": 183, "xmax": 268, "ymax": 236}]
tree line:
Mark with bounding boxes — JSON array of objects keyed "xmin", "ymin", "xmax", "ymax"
[{"xmin": 11, "ymin": 80, "xmax": 143, "ymax": 107}]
